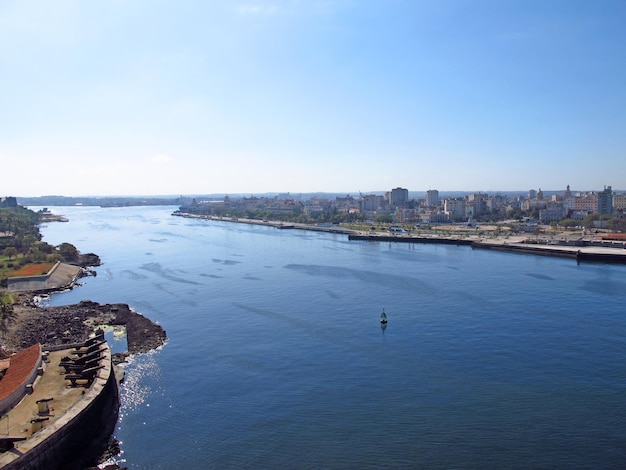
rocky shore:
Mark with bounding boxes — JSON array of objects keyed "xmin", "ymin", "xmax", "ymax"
[
  {"xmin": 0, "ymin": 297, "xmax": 166, "ymax": 357},
  {"xmin": 0, "ymin": 296, "xmax": 166, "ymax": 470}
]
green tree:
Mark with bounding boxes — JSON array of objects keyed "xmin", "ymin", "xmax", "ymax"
[
  {"xmin": 375, "ymin": 214, "xmax": 393, "ymax": 224},
  {"xmin": 2, "ymin": 247, "xmax": 17, "ymax": 260},
  {"xmin": 558, "ymin": 218, "xmax": 579, "ymax": 228},
  {"xmin": 57, "ymin": 242, "xmax": 79, "ymax": 262},
  {"xmin": 21, "ymin": 234, "xmax": 38, "ymax": 258},
  {"xmin": 607, "ymin": 217, "xmax": 626, "ymax": 232}
]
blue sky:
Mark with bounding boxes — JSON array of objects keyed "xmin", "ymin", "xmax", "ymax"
[{"xmin": 1, "ymin": 0, "xmax": 625, "ymax": 196}]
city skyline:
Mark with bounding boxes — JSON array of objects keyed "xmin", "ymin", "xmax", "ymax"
[{"xmin": 1, "ymin": 1, "xmax": 625, "ymax": 197}]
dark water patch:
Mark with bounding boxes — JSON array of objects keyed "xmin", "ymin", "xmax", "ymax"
[
  {"xmin": 323, "ymin": 244, "xmax": 356, "ymax": 252},
  {"xmin": 152, "ymin": 282, "xmax": 199, "ymax": 307},
  {"xmin": 200, "ymin": 273, "xmax": 223, "ymax": 279},
  {"xmin": 326, "ymin": 290, "xmax": 341, "ymax": 299},
  {"xmin": 232, "ymin": 303, "xmax": 369, "ymax": 355},
  {"xmin": 149, "ymin": 238, "xmax": 168, "ymax": 243},
  {"xmin": 140, "ymin": 262, "xmax": 202, "ymax": 285},
  {"xmin": 145, "ymin": 252, "xmax": 153, "ymax": 255},
  {"xmin": 580, "ymin": 278, "xmax": 626, "ymax": 296},
  {"xmin": 121, "ymin": 270, "xmax": 149, "ymax": 280},
  {"xmin": 157, "ymin": 231, "xmax": 181, "ymax": 237},
  {"xmin": 243, "ymin": 275, "xmax": 262, "ymax": 281},
  {"xmin": 89, "ymin": 222, "xmax": 119, "ymax": 231},
  {"xmin": 526, "ymin": 272, "xmax": 555, "ymax": 281},
  {"xmin": 285, "ymin": 264, "xmax": 432, "ymax": 292},
  {"xmin": 212, "ymin": 259, "xmax": 242, "ymax": 265}
]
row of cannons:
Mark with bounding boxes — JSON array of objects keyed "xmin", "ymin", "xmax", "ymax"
[
  {"xmin": 26, "ymin": 334, "xmax": 108, "ymax": 440},
  {"xmin": 59, "ymin": 331, "xmax": 107, "ymax": 388}
]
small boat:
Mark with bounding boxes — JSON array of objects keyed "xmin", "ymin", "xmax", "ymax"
[{"xmin": 380, "ymin": 309, "xmax": 388, "ymax": 324}]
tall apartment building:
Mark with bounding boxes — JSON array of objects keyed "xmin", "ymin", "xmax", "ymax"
[
  {"xmin": 597, "ymin": 185, "xmax": 613, "ymax": 215},
  {"xmin": 425, "ymin": 189, "xmax": 439, "ymax": 207},
  {"xmin": 390, "ymin": 187, "xmax": 409, "ymax": 208},
  {"xmin": 444, "ymin": 198, "xmax": 466, "ymax": 221}
]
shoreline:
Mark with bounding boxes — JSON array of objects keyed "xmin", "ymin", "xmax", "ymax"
[
  {"xmin": 173, "ymin": 211, "xmax": 626, "ymax": 265},
  {"xmin": 1, "ymin": 265, "xmax": 166, "ymax": 469},
  {"xmin": 1, "ymin": 298, "xmax": 167, "ymax": 358},
  {"xmin": 348, "ymin": 234, "xmax": 626, "ymax": 264}
]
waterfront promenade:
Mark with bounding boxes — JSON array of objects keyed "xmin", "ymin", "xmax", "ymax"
[{"xmin": 173, "ymin": 212, "xmax": 626, "ymax": 264}]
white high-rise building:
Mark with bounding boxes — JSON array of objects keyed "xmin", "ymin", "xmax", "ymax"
[{"xmin": 425, "ymin": 189, "xmax": 439, "ymax": 207}]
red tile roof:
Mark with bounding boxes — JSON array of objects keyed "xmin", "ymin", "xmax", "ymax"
[{"xmin": 0, "ymin": 344, "xmax": 41, "ymax": 401}]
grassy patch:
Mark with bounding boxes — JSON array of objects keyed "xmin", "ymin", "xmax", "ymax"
[
  {"xmin": 7, "ymin": 262, "xmax": 55, "ymax": 277},
  {"xmin": 0, "ymin": 291, "xmax": 16, "ymax": 308}
]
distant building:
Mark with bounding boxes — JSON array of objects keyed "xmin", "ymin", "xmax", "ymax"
[
  {"xmin": 539, "ymin": 204, "xmax": 565, "ymax": 223},
  {"xmin": 486, "ymin": 194, "xmax": 506, "ymax": 213},
  {"xmin": 389, "ymin": 187, "xmax": 409, "ymax": 208},
  {"xmin": 597, "ymin": 185, "xmax": 613, "ymax": 215},
  {"xmin": 361, "ymin": 194, "xmax": 386, "ymax": 213},
  {"xmin": 444, "ymin": 198, "xmax": 466, "ymax": 221},
  {"xmin": 0, "ymin": 197, "xmax": 18, "ymax": 208},
  {"xmin": 522, "ymin": 198, "xmax": 547, "ymax": 211},
  {"xmin": 573, "ymin": 193, "xmax": 597, "ymax": 213},
  {"xmin": 425, "ymin": 189, "xmax": 439, "ymax": 207},
  {"xmin": 421, "ymin": 210, "xmax": 449, "ymax": 223},
  {"xmin": 613, "ymin": 193, "xmax": 626, "ymax": 211},
  {"xmin": 467, "ymin": 193, "xmax": 487, "ymax": 216},
  {"xmin": 394, "ymin": 208, "xmax": 419, "ymax": 223}
]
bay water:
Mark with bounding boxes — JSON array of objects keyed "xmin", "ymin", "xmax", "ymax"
[{"xmin": 37, "ymin": 206, "xmax": 626, "ymax": 469}]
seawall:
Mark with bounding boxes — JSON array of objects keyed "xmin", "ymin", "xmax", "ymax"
[
  {"xmin": 0, "ymin": 346, "xmax": 120, "ymax": 470},
  {"xmin": 348, "ymin": 234, "xmax": 473, "ymax": 245},
  {"xmin": 6, "ymin": 262, "xmax": 83, "ymax": 293},
  {"xmin": 348, "ymin": 234, "xmax": 626, "ymax": 264}
]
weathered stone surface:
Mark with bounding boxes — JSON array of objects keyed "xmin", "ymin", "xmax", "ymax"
[
  {"xmin": 0, "ymin": 297, "xmax": 166, "ymax": 355},
  {"xmin": 77, "ymin": 253, "xmax": 102, "ymax": 268}
]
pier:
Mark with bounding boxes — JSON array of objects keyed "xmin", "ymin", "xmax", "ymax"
[{"xmin": 348, "ymin": 234, "xmax": 626, "ymax": 264}]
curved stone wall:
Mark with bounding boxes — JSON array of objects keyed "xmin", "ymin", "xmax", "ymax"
[{"xmin": 0, "ymin": 346, "xmax": 120, "ymax": 470}]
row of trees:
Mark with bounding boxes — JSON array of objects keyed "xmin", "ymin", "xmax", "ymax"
[
  {"xmin": 505, "ymin": 207, "xmax": 626, "ymax": 232},
  {"xmin": 555, "ymin": 214, "xmax": 626, "ymax": 232},
  {"xmin": 183, "ymin": 202, "xmax": 625, "ymax": 231},
  {"xmin": 0, "ymin": 205, "xmax": 81, "ymax": 279},
  {"xmin": 194, "ymin": 206, "xmax": 367, "ymax": 225}
]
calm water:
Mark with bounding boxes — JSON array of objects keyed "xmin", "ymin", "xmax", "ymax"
[{"xmin": 36, "ymin": 206, "xmax": 626, "ymax": 469}]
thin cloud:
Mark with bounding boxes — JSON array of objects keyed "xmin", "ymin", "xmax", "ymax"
[
  {"xmin": 237, "ymin": 1, "xmax": 337, "ymax": 16},
  {"xmin": 150, "ymin": 154, "xmax": 171, "ymax": 163},
  {"xmin": 238, "ymin": 3, "xmax": 278, "ymax": 15}
]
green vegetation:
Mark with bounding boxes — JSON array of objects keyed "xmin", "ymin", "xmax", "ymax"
[
  {"xmin": 0, "ymin": 205, "xmax": 81, "ymax": 288},
  {"xmin": 577, "ymin": 214, "xmax": 626, "ymax": 232},
  {"xmin": 197, "ymin": 206, "xmax": 366, "ymax": 225},
  {"xmin": 0, "ymin": 291, "xmax": 15, "ymax": 309}
]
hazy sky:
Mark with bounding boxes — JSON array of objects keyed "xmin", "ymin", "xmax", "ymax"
[{"xmin": 1, "ymin": 0, "xmax": 625, "ymax": 197}]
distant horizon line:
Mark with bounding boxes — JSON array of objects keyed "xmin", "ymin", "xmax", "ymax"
[{"xmin": 12, "ymin": 187, "xmax": 624, "ymax": 200}]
